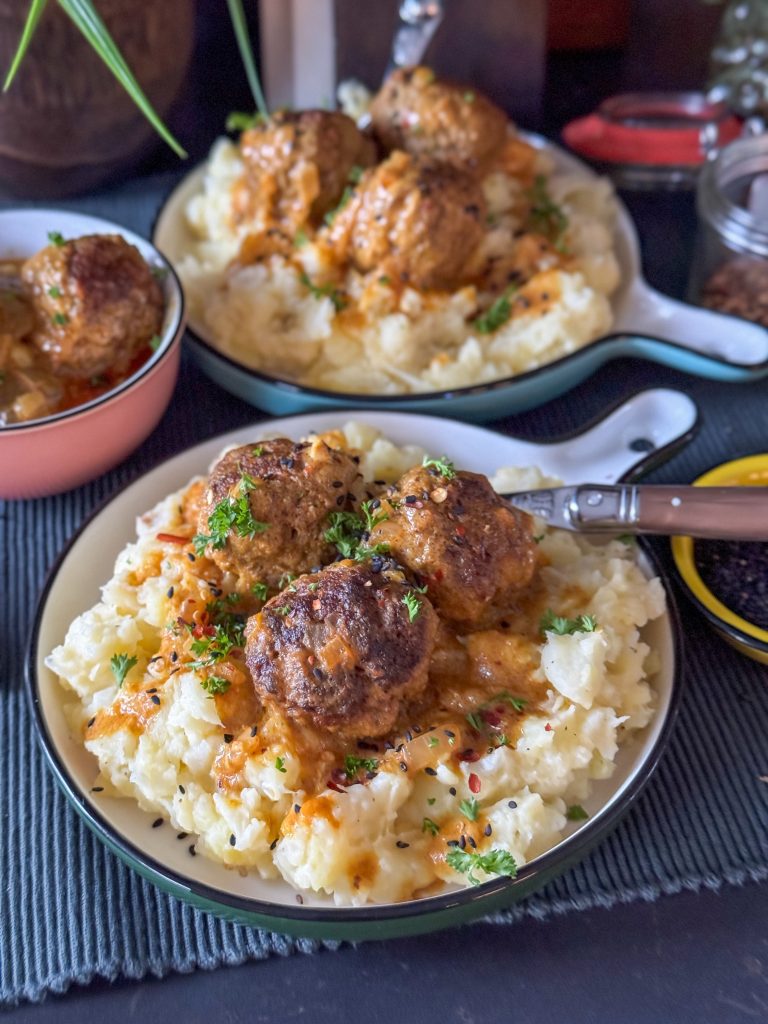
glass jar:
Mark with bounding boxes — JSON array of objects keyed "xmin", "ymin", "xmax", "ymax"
[{"xmin": 690, "ymin": 133, "xmax": 768, "ymax": 324}]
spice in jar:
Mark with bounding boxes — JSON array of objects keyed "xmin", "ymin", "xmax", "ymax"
[
  {"xmin": 700, "ymin": 256, "xmax": 768, "ymax": 325},
  {"xmin": 694, "ymin": 538, "xmax": 768, "ymax": 629}
]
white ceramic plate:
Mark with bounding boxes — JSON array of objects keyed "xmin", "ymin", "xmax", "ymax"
[{"xmin": 27, "ymin": 396, "xmax": 689, "ymax": 938}]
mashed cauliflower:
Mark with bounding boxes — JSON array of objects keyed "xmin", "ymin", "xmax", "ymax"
[
  {"xmin": 176, "ymin": 138, "xmax": 620, "ymax": 395},
  {"xmin": 47, "ymin": 424, "xmax": 664, "ymax": 906}
]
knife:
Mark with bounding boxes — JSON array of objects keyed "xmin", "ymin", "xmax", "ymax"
[{"xmin": 504, "ymin": 484, "xmax": 768, "ymax": 540}]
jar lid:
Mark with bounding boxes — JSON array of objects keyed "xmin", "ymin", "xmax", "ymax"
[{"xmin": 563, "ymin": 92, "xmax": 742, "ymax": 184}]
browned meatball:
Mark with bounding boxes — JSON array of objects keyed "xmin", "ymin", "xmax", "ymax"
[
  {"xmin": 370, "ymin": 66, "xmax": 509, "ymax": 174},
  {"xmin": 245, "ymin": 560, "xmax": 438, "ymax": 737},
  {"xmin": 235, "ymin": 109, "xmax": 376, "ymax": 233},
  {"xmin": 21, "ymin": 234, "xmax": 163, "ymax": 380},
  {"xmin": 323, "ymin": 150, "xmax": 486, "ymax": 290},
  {"xmin": 370, "ymin": 464, "xmax": 537, "ymax": 628},
  {"xmin": 196, "ymin": 437, "xmax": 361, "ymax": 591}
]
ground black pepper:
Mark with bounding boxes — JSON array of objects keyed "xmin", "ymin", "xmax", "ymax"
[{"xmin": 695, "ymin": 539, "xmax": 768, "ymax": 628}]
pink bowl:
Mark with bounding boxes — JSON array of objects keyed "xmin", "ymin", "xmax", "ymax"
[{"xmin": 0, "ymin": 209, "xmax": 186, "ymax": 499}]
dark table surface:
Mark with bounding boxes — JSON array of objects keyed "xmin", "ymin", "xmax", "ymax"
[{"xmin": 5, "ymin": 27, "xmax": 768, "ymax": 1020}]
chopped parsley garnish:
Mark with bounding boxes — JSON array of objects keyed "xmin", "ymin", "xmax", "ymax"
[
  {"xmin": 193, "ymin": 477, "xmax": 269, "ymax": 556},
  {"xmin": 275, "ymin": 605, "xmax": 291, "ymax": 616},
  {"xmin": 324, "ymin": 506, "xmax": 389, "ymax": 562},
  {"xmin": 277, "ymin": 571, "xmax": 297, "ymax": 590},
  {"xmin": 201, "ymin": 675, "xmax": 230, "ymax": 696},
  {"xmin": 473, "ymin": 285, "xmax": 517, "ymax": 335},
  {"xmin": 151, "ymin": 266, "xmax": 168, "ymax": 282},
  {"xmin": 464, "ymin": 90, "xmax": 476, "ymax": 103},
  {"xmin": 293, "ymin": 228, "xmax": 308, "ymax": 248},
  {"xmin": 378, "ymin": 275, "xmax": 391, "ymax": 286},
  {"xmin": 527, "ymin": 174, "xmax": 569, "ymax": 252},
  {"xmin": 566, "ymin": 804, "xmax": 589, "ymax": 821},
  {"xmin": 466, "ymin": 691, "xmax": 528, "ymax": 734},
  {"xmin": 494, "ymin": 691, "xmax": 528, "ymax": 713},
  {"xmin": 446, "ymin": 847, "xmax": 517, "ymax": 885},
  {"xmin": 275, "ymin": 756, "xmax": 287, "ymax": 773},
  {"xmin": 225, "ymin": 110, "xmax": 265, "ymax": 132},
  {"xmin": 427, "ymin": 797, "xmax": 436, "ymax": 806},
  {"xmin": 540, "ymin": 610, "xmax": 598, "ymax": 636},
  {"xmin": 422, "ymin": 454, "xmax": 456, "ymax": 479},
  {"xmin": 188, "ymin": 623, "xmax": 242, "ymax": 669},
  {"xmin": 149, "ymin": 334, "xmax": 162, "ymax": 351},
  {"xmin": 344, "ymin": 754, "xmax": 379, "ymax": 778},
  {"xmin": 466, "ymin": 711, "xmax": 484, "ymax": 731},
  {"xmin": 323, "ymin": 185, "xmax": 355, "ymax": 227},
  {"xmin": 402, "ymin": 592, "xmax": 422, "ymax": 622},
  {"xmin": 299, "ymin": 271, "xmax": 347, "ymax": 312},
  {"xmin": 348, "ymin": 164, "xmax": 364, "ymax": 184},
  {"xmin": 47, "ymin": 231, "xmax": 65, "ymax": 247},
  {"xmin": 422, "ymin": 817, "xmax": 440, "ymax": 836},
  {"xmin": 252, "ymin": 581, "xmax": 269, "ymax": 601},
  {"xmin": 427, "ymin": 735, "xmax": 439, "ymax": 748},
  {"xmin": 51, "ymin": 312, "xmax": 69, "ymax": 326},
  {"xmin": 110, "ymin": 652, "xmax": 138, "ymax": 688},
  {"xmin": 533, "ymin": 533, "xmax": 546, "ymax": 544},
  {"xmin": 47, "ymin": 286, "xmax": 62, "ymax": 298},
  {"xmin": 459, "ymin": 797, "xmax": 480, "ymax": 821},
  {"xmin": 251, "ymin": 446, "xmax": 264, "ymax": 457}
]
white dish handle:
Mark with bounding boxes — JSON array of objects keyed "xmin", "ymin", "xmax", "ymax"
[
  {"xmin": 513, "ymin": 388, "xmax": 699, "ymax": 485},
  {"xmin": 613, "ymin": 277, "xmax": 768, "ymax": 366}
]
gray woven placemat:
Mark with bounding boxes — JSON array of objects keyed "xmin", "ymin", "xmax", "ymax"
[{"xmin": 1, "ymin": 177, "xmax": 767, "ymax": 1006}]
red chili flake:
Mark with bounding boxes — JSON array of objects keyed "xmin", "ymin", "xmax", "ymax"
[
  {"xmin": 481, "ymin": 709, "xmax": 501, "ymax": 727},
  {"xmin": 433, "ymin": 569, "xmax": 445, "ymax": 583},
  {"xmin": 307, "ymin": 654, "xmax": 316, "ymax": 665},
  {"xmin": 191, "ymin": 623, "xmax": 215, "ymax": 638},
  {"xmin": 459, "ymin": 749, "xmax": 481, "ymax": 763},
  {"xmin": 468, "ymin": 772, "xmax": 481, "ymax": 794},
  {"xmin": 156, "ymin": 532, "xmax": 188, "ymax": 545},
  {"xmin": 455, "ymin": 525, "xmax": 466, "ymax": 537},
  {"xmin": 327, "ymin": 779, "xmax": 345, "ymax": 793},
  {"xmin": 312, "ymin": 599, "xmax": 322, "ymax": 611},
  {"xmin": 544, "ymin": 723, "xmax": 553, "ymax": 732}
]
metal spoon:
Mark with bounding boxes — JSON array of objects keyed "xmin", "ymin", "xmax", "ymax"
[{"xmin": 504, "ymin": 484, "xmax": 768, "ymax": 540}]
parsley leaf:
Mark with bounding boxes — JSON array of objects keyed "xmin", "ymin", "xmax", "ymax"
[
  {"xmin": 323, "ymin": 184, "xmax": 355, "ymax": 226},
  {"xmin": 47, "ymin": 230, "xmax": 65, "ymax": 247},
  {"xmin": 188, "ymin": 622, "xmax": 243, "ymax": 669},
  {"xmin": 446, "ymin": 847, "xmax": 518, "ymax": 885},
  {"xmin": 527, "ymin": 175, "xmax": 569, "ymax": 252},
  {"xmin": 275, "ymin": 756, "xmax": 287, "ymax": 773},
  {"xmin": 422, "ymin": 454, "xmax": 456, "ymax": 479},
  {"xmin": 149, "ymin": 334, "xmax": 162, "ymax": 351},
  {"xmin": 47, "ymin": 286, "xmax": 62, "ymax": 298},
  {"xmin": 422, "ymin": 817, "xmax": 440, "ymax": 836},
  {"xmin": 566, "ymin": 804, "xmax": 589, "ymax": 821},
  {"xmin": 201, "ymin": 675, "xmax": 230, "ymax": 696},
  {"xmin": 540, "ymin": 610, "xmax": 598, "ymax": 636},
  {"xmin": 225, "ymin": 110, "xmax": 265, "ymax": 132},
  {"xmin": 299, "ymin": 271, "xmax": 347, "ymax": 312},
  {"xmin": 293, "ymin": 228, "xmax": 308, "ymax": 248},
  {"xmin": 51, "ymin": 312, "xmax": 69, "ymax": 326},
  {"xmin": 252, "ymin": 581, "xmax": 269, "ymax": 601},
  {"xmin": 402, "ymin": 592, "xmax": 421, "ymax": 622},
  {"xmin": 473, "ymin": 285, "xmax": 517, "ymax": 335},
  {"xmin": 344, "ymin": 754, "xmax": 379, "ymax": 778},
  {"xmin": 110, "ymin": 652, "xmax": 138, "ymax": 688},
  {"xmin": 193, "ymin": 477, "xmax": 269, "ymax": 556},
  {"xmin": 459, "ymin": 797, "xmax": 480, "ymax": 821}
]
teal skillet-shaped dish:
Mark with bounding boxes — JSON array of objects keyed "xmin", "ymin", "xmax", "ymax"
[{"xmin": 153, "ymin": 135, "xmax": 768, "ymax": 423}]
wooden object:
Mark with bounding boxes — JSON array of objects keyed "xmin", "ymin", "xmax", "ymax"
[{"xmin": 0, "ymin": 0, "xmax": 195, "ymax": 198}]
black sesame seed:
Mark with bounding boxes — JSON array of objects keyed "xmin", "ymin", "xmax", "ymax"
[
  {"xmin": 295, "ymin": 894, "xmax": 304, "ymax": 905},
  {"xmin": 187, "ymin": 553, "xmax": 196, "ymax": 562},
  {"xmin": 170, "ymin": 652, "xmax": 178, "ymax": 663},
  {"xmin": 294, "ymin": 803, "xmax": 301, "ymax": 813},
  {"xmin": 468, "ymin": 835, "xmax": 477, "ymax": 848},
  {"xmin": 384, "ymin": 740, "xmax": 394, "ymax": 750},
  {"xmin": 405, "ymin": 495, "xmax": 418, "ymax": 504},
  {"xmin": 508, "ymin": 800, "xmax": 517, "ymax": 809},
  {"xmin": 459, "ymin": 835, "xmax": 467, "ymax": 849},
  {"xmin": 250, "ymin": 725, "xmax": 258, "ymax": 737},
  {"xmin": 374, "ymin": 479, "xmax": 386, "ymax": 486},
  {"xmin": 152, "ymin": 818, "xmax": 163, "ymax": 829},
  {"xmin": 358, "ymin": 740, "xmax": 378, "ymax": 751},
  {"xmin": 399, "ymin": 761, "xmax": 408, "ymax": 772},
  {"xmin": 336, "ymin": 495, "xmax": 345, "ymax": 506},
  {"xmin": 149, "ymin": 655, "xmax": 162, "ymax": 664},
  {"xmin": 396, "ymin": 841, "xmax": 410, "ymax": 849},
  {"xmin": 449, "ymin": 786, "xmax": 457, "ymax": 796},
  {"xmin": 447, "ymin": 839, "xmax": 460, "ymax": 848},
  {"xmin": 405, "ymin": 730, "xmax": 413, "ymax": 742},
  {"xmin": 166, "ymin": 586, "xmax": 175, "ymax": 598},
  {"xmin": 370, "ymin": 498, "xmax": 381, "ymax": 509},
  {"xmin": 332, "ymin": 480, "xmax": 343, "ymax": 488},
  {"xmin": 90, "ymin": 786, "xmax": 104, "ymax": 793},
  {"xmin": 87, "ymin": 717, "xmax": 95, "ymax": 728},
  {"xmin": 312, "ymin": 666, "xmax": 325, "ymax": 680},
  {"xmin": 444, "ymin": 730, "xmax": 455, "ymax": 738},
  {"xmin": 168, "ymin": 667, "xmax": 181, "ymax": 676},
  {"xmin": 412, "ymin": 724, "xmax": 422, "ymax": 734},
  {"xmin": 280, "ymin": 457, "xmax": 295, "ymax": 469},
  {"xmin": 179, "ymin": 785, "xmax": 185, "ymax": 794},
  {"xmin": 453, "ymin": 535, "xmax": 464, "ymax": 546},
  {"xmin": 177, "ymin": 832, "xmax": 188, "ymax": 840},
  {"xmin": 351, "ymin": 455, "xmax": 360, "ymax": 464},
  {"xmin": 188, "ymin": 844, "xmax": 196, "ymax": 857},
  {"xmin": 146, "ymin": 687, "xmax": 158, "ymax": 694},
  {"xmin": 270, "ymin": 839, "xmax": 278, "ymax": 850},
  {"xmin": 150, "ymin": 695, "xmax": 161, "ymax": 705},
  {"xmin": 424, "ymin": 767, "xmax": 438, "ymax": 776},
  {"xmin": 500, "ymin": 620, "xmax": 510, "ymax": 629},
  {"xmin": 484, "ymin": 823, "xmax": 492, "ymax": 836},
  {"xmin": 223, "ymin": 734, "xmax": 233, "ymax": 743},
  {"xmin": 229, "ymin": 833, "xmax": 236, "ymax": 847}
]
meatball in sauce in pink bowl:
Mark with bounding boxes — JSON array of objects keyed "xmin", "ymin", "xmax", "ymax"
[{"xmin": 0, "ymin": 209, "xmax": 185, "ymax": 499}]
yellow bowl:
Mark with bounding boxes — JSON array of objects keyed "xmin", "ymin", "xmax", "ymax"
[{"xmin": 671, "ymin": 454, "xmax": 768, "ymax": 664}]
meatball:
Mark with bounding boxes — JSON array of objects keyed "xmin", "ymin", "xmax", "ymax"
[
  {"xmin": 323, "ymin": 150, "xmax": 486, "ymax": 290},
  {"xmin": 21, "ymin": 234, "xmax": 163, "ymax": 380},
  {"xmin": 370, "ymin": 66, "xmax": 509, "ymax": 174},
  {"xmin": 245, "ymin": 560, "xmax": 438, "ymax": 737},
  {"xmin": 235, "ymin": 109, "xmax": 376, "ymax": 233},
  {"xmin": 196, "ymin": 437, "xmax": 361, "ymax": 591},
  {"xmin": 370, "ymin": 464, "xmax": 537, "ymax": 628}
]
